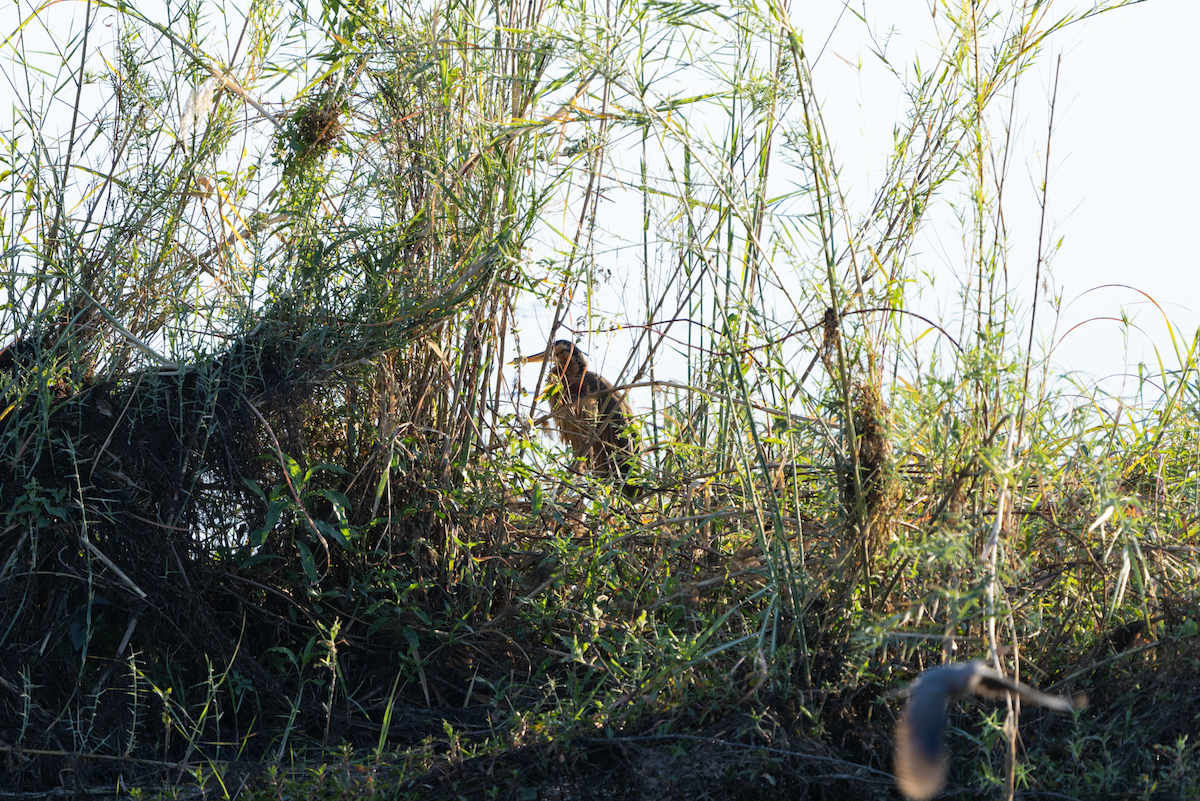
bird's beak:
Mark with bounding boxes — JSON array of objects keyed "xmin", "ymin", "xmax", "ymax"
[{"xmin": 510, "ymin": 351, "xmax": 549, "ymax": 366}]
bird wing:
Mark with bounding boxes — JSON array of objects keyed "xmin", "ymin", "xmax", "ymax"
[
  {"xmin": 895, "ymin": 702, "xmax": 950, "ymax": 800},
  {"xmin": 895, "ymin": 663, "xmax": 977, "ymax": 800},
  {"xmin": 970, "ymin": 667, "xmax": 1084, "ymax": 711},
  {"xmin": 894, "ymin": 661, "xmax": 1084, "ymax": 801}
]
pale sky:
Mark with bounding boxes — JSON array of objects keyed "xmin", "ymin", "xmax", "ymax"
[
  {"xmin": 1023, "ymin": 0, "xmax": 1199, "ymax": 389},
  {"xmin": 812, "ymin": 0, "xmax": 1200, "ymax": 393}
]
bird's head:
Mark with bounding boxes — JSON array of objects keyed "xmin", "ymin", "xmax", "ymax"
[{"xmin": 512, "ymin": 340, "xmax": 587, "ymax": 372}]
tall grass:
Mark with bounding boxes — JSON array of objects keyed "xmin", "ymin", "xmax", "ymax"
[{"xmin": 3, "ymin": 0, "xmax": 1194, "ymax": 798}]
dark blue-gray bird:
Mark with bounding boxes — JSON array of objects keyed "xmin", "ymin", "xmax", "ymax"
[{"xmin": 894, "ymin": 661, "xmax": 1087, "ymax": 800}]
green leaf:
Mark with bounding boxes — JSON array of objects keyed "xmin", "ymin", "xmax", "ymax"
[
  {"xmin": 282, "ymin": 454, "xmax": 304, "ymax": 488},
  {"xmin": 531, "ymin": 482, "xmax": 543, "ymax": 516},
  {"xmin": 242, "ymin": 476, "xmax": 266, "ymax": 502},
  {"xmin": 239, "ymin": 552, "xmax": 283, "ymax": 570},
  {"xmin": 401, "ymin": 626, "xmax": 419, "ymax": 656},
  {"xmin": 313, "ymin": 518, "xmax": 351, "ymax": 549},
  {"xmin": 252, "ymin": 499, "xmax": 287, "ymax": 549},
  {"xmin": 315, "ymin": 488, "xmax": 352, "ymax": 515},
  {"xmin": 307, "ymin": 461, "xmax": 349, "ymax": 476},
  {"xmin": 296, "ymin": 540, "xmax": 319, "ymax": 583}
]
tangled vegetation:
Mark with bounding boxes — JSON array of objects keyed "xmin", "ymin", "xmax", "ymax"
[{"xmin": 2, "ymin": 0, "xmax": 1195, "ymax": 799}]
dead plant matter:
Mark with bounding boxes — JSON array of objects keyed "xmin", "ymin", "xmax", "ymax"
[{"xmin": 840, "ymin": 379, "xmax": 897, "ymax": 558}]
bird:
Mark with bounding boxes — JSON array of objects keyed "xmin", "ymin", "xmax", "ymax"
[
  {"xmin": 514, "ymin": 339, "xmax": 639, "ymax": 490},
  {"xmin": 894, "ymin": 661, "xmax": 1087, "ymax": 800}
]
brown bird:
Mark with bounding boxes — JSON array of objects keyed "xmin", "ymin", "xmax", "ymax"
[
  {"xmin": 894, "ymin": 661, "xmax": 1087, "ymax": 800},
  {"xmin": 515, "ymin": 339, "xmax": 639, "ymax": 489}
]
